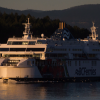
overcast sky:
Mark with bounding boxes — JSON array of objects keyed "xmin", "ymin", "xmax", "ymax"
[{"xmin": 0, "ymin": 0, "xmax": 100, "ymax": 11}]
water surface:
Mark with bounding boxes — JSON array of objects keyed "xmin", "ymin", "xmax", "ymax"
[{"xmin": 0, "ymin": 81, "xmax": 100, "ymax": 100}]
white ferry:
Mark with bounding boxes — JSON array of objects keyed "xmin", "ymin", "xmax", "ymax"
[{"xmin": 0, "ymin": 18, "xmax": 99, "ymax": 83}]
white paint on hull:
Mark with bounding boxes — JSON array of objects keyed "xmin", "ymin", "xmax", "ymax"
[
  {"xmin": 0, "ymin": 66, "xmax": 42, "ymax": 78},
  {"xmin": 66, "ymin": 60, "xmax": 100, "ymax": 77}
]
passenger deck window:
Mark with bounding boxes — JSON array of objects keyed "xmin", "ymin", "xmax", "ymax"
[
  {"xmin": 26, "ymin": 48, "xmax": 45, "ymax": 51},
  {"xmin": 37, "ymin": 42, "xmax": 42, "ymax": 44},
  {"xmin": 32, "ymin": 61, "xmax": 34, "ymax": 64},
  {"xmin": 12, "ymin": 41, "xmax": 28, "ymax": 45},
  {"xmin": 7, "ymin": 41, "xmax": 12, "ymax": 45},
  {"xmin": 29, "ymin": 41, "xmax": 36, "ymax": 45},
  {"xmin": 33, "ymin": 54, "xmax": 40, "ymax": 57},
  {"xmin": 10, "ymin": 48, "xmax": 26, "ymax": 51},
  {"xmin": 22, "ymin": 41, "xmax": 28, "ymax": 45},
  {"xmin": 4, "ymin": 54, "xmax": 32, "ymax": 57},
  {"xmin": 0, "ymin": 48, "xmax": 9, "ymax": 51},
  {"xmin": 12, "ymin": 42, "xmax": 22, "ymax": 45}
]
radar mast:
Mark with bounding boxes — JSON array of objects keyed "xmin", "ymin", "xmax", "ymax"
[
  {"xmin": 90, "ymin": 22, "xmax": 98, "ymax": 40},
  {"xmin": 22, "ymin": 18, "xmax": 32, "ymax": 39}
]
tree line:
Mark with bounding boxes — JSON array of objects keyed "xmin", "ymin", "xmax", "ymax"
[{"xmin": 0, "ymin": 12, "xmax": 91, "ymax": 43}]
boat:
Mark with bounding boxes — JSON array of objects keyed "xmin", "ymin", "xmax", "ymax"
[{"xmin": 0, "ymin": 18, "xmax": 100, "ymax": 83}]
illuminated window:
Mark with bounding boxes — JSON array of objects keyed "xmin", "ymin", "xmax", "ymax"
[
  {"xmin": 75, "ymin": 61, "xmax": 77, "ymax": 66},
  {"xmin": 22, "ymin": 41, "xmax": 28, "ymax": 45}
]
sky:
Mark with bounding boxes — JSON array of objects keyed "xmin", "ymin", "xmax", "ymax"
[{"xmin": 0, "ymin": 0, "xmax": 100, "ymax": 11}]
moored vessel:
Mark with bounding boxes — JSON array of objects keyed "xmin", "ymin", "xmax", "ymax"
[{"xmin": 0, "ymin": 19, "xmax": 100, "ymax": 83}]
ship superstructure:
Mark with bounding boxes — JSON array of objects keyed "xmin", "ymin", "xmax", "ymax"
[{"xmin": 0, "ymin": 19, "xmax": 100, "ymax": 82}]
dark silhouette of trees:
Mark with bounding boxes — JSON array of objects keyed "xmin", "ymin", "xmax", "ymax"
[
  {"xmin": 66, "ymin": 24, "xmax": 91, "ymax": 39},
  {"xmin": 0, "ymin": 12, "xmax": 91, "ymax": 43}
]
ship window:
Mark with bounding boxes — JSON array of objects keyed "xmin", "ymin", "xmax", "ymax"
[
  {"xmin": 92, "ymin": 49, "xmax": 95, "ymax": 51},
  {"xmin": 26, "ymin": 48, "xmax": 45, "ymax": 51},
  {"xmin": 33, "ymin": 54, "xmax": 40, "ymax": 57},
  {"xmin": 78, "ymin": 49, "xmax": 81, "ymax": 51},
  {"xmin": 88, "ymin": 54, "xmax": 95, "ymax": 57},
  {"xmin": 29, "ymin": 41, "xmax": 36, "ymax": 45},
  {"xmin": 26, "ymin": 55, "xmax": 32, "ymax": 57},
  {"xmin": 4, "ymin": 54, "xmax": 32, "ymax": 57},
  {"xmin": 58, "ymin": 54, "xmax": 63, "ymax": 57},
  {"xmin": 0, "ymin": 54, "xmax": 2, "ymax": 57},
  {"xmin": 53, "ymin": 61, "xmax": 54, "ymax": 65},
  {"xmin": 7, "ymin": 41, "xmax": 12, "ymax": 45},
  {"xmin": 79, "ymin": 61, "xmax": 80, "ymax": 66},
  {"xmin": 0, "ymin": 48, "xmax": 9, "ymax": 51},
  {"xmin": 75, "ymin": 61, "xmax": 77, "ymax": 66},
  {"xmin": 55, "ymin": 62, "xmax": 56, "ymax": 66},
  {"xmin": 45, "ymin": 54, "xmax": 49, "ymax": 57},
  {"xmin": 12, "ymin": 42, "xmax": 22, "ymax": 45},
  {"xmin": 37, "ymin": 42, "xmax": 42, "ymax": 44},
  {"xmin": 10, "ymin": 48, "xmax": 26, "ymax": 51},
  {"xmin": 12, "ymin": 41, "xmax": 28, "ymax": 45},
  {"xmin": 22, "ymin": 41, "xmax": 28, "ymax": 45},
  {"xmin": 32, "ymin": 61, "xmax": 34, "ymax": 64}
]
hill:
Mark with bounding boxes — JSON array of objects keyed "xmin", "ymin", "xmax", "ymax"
[{"xmin": 0, "ymin": 4, "xmax": 100, "ymax": 38}]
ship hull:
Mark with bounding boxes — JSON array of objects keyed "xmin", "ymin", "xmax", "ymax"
[{"xmin": 0, "ymin": 58, "xmax": 100, "ymax": 83}]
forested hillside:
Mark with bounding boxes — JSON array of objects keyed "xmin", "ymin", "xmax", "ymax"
[
  {"xmin": 0, "ymin": 4, "xmax": 100, "ymax": 39},
  {"xmin": 0, "ymin": 12, "xmax": 91, "ymax": 43}
]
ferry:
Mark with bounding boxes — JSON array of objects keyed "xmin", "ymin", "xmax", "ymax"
[{"xmin": 0, "ymin": 18, "xmax": 100, "ymax": 83}]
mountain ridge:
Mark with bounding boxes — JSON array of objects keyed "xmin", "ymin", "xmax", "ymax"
[{"xmin": 0, "ymin": 4, "xmax": 100, "ymax": 38}]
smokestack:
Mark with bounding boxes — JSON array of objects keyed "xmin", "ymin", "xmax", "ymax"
[{"xmin": 59, "ymin": 22, "xmax": 65, "ymax": 29}]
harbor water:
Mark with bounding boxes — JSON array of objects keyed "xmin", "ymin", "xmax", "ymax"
[{"xmin": 0, "ymin": 81, "xmax": 100, "ymax": 100}]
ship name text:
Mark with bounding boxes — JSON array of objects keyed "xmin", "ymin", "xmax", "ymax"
[{"xmin": 75, "ymin": 67, "xmax": 96, "ymax": 75}]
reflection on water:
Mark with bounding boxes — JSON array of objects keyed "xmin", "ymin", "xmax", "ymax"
[{"xmin": 0, "ymin": 82, "xmax": 100, "ymax": 100}]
